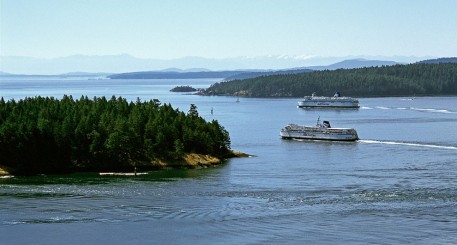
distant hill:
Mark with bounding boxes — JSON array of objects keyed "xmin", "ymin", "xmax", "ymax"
[
  {"xmin": 1, "ymin": 54, "xmax": 429, "ymax": 75},
  {"xmin": 0, "ymin": 71, "xmax": 111, "ymax": 78},
  {"xmin": 201, "ymin": 63, "xmax": 457, "ymax": 97},
  {"xmin": 223, "ymin": 59, "xmax": 397, "ymax": 81},
  {"xmin": 306, "ymin": 59, "xmax": 399, "ymax": 70},
  {"xmin": 224, "ymin": 68, "xmax": 313, "ymax": 81},
  {"xmin": 108, "ymin": 59, "xmax": 399, "ymax": 80},
  {"xmin": 108, "ymin": 70, "xmax": 251, "ymax": 79},
  {"xmin": 1, "ymin": 58, "xmax": 435, "ymax": 81},
  {"xmin": 109, "ymin": 68, "xmax": 315, "ymax": 80},
  {"xmin": 416, "ymin": 57, "xmax": 457, "ymax": 64},
  {"xmin": 158, "ymin": 68, "xmax": 212, "ymax": 73},
  {"xmin": 59, "ymin": 72, "xmax": 112, "ymax": 77}
]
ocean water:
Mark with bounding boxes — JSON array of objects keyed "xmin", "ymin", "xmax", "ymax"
[{"xmin": 1, "ymin": 78, "xmax": 457, "ymax": 244}]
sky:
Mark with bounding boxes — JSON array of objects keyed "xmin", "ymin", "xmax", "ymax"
[{"xmin": 1, "ymin": 0, "xmax": 457, "ymax": 60}]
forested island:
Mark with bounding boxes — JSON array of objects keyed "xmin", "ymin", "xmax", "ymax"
[
  {"xmin": 0, "ymin": 96, "xmax": 236, "ymax": 175},
  {"xmin": 170, "ymin": 85, "xmax": 198, "ymax": 92},
  {"xmin": 201, "ymin": 63, "xmax": 457, "ymax": 97}
]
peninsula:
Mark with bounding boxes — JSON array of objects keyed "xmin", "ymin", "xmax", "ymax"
[{"xmin": 200, "ymin": 62, "xmax": 457, "ymax": 98}]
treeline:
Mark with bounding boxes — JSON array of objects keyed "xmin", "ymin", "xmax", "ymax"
[
  {"xmin": 416, "ymin": 57, "xmax": 457, "ymax": 64},
  {"xmin": 0, "ymin": 96, "xmax": 231, "ymax": 175},
  {"xmin": 224, "ymin": 68, "xmax": 312, "ymax": 81},
  {"xmin": 202, "ymin": 63, "xmax": 457, "ymax": 97}
]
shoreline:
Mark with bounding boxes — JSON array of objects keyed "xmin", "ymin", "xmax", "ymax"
[{"xmin": 0, "ymin": 151, "xmax": 251, "ymax": 177}]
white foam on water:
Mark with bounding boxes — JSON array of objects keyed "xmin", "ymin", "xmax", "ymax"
[
  {"xmin": 359, "ymin": 140, "xmax": 457, "ymax": 150},
  {"xmin": 367, "ymin": 105, "xmax": 455, "ymax": 114},
  {"xmin": 99, "ymin": 172, "xmax": 149, "ymax": 176},
  {"xmin": 410, "ymin": 107, "xmax": 454, "ymax": 114},
  {"xmin": 0, "ymin": 175, "xmax": 14, "ymax": 179}
]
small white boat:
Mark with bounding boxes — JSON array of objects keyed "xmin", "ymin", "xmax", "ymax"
[
  {"xmin": 298, "ymin": 92, "xmax": 359, "ymax": 108},
  {"xmin": 280, "ymin": 117, "xmax": 359, "ymax": 141},
  {"xmin": 99, "ymin": 172, "xmax": 148, "ymax": 176}
]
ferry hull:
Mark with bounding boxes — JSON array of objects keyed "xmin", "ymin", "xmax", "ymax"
[{"xmin": 280, "ymin": 133, "xmax": 358, "ymax": 141}]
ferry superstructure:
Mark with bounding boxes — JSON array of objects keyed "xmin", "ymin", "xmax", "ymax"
[{"xmin": 298, "ymin": 92, "xmax": 359, "ymax": 108}]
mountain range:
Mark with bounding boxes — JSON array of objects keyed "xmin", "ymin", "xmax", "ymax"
[
  {"xmin": 0, "ymin": 54, "xmax": 431, "ymax": 75},
  {"xmin": 2, "ymin": 56, "xmax": 456, "ymax": 80},
  {"xmin": 108, "ymin": 58, "xmax": 403, "ymax": 80},
  {"xmin": 222, "ymin": 59, "xmax": 401, "ymax": 81},
  {"xmin": 2, "ymin": 57, "xmax": 448, "ymax": 80}
]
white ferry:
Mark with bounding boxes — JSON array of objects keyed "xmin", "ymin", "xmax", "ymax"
[
  {"xmin": 298, "ymin": 92, "xmax": 359, "ymax": 108},
  {"xmin": 280, "ymin": 118, "xmax": 359, "ymax": 141}
]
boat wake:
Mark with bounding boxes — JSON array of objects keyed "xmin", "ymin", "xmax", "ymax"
[
  {"xmin": 410, "ymin": 107, "xmax": 455, "ymax": 114},
  {"xmin": 361, "ymin": 106, "xmax": 455, "ymax": 114},
  {"xmin": 359, "ymin": 140, "xmax": 457, "ymax": 150}
]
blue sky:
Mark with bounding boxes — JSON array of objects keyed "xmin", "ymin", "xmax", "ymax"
[{"xmin": 1, "ymin": 0, "xmax": 457, "ymax": 59}]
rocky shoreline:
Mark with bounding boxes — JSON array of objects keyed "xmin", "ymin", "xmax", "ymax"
[{"xmin": 0, "ymin": 151, "xmax": 251, "ymax": 176}]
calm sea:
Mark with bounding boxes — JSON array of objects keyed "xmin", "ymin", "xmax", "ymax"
[{"xmin": 1, "ymin": 78, "xmax": 457, "ymax": 244}]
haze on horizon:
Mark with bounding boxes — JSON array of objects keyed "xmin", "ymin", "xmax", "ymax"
[{"xmin": 1, "ymin": 0, "xmax": 457, "ymax": 73}]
